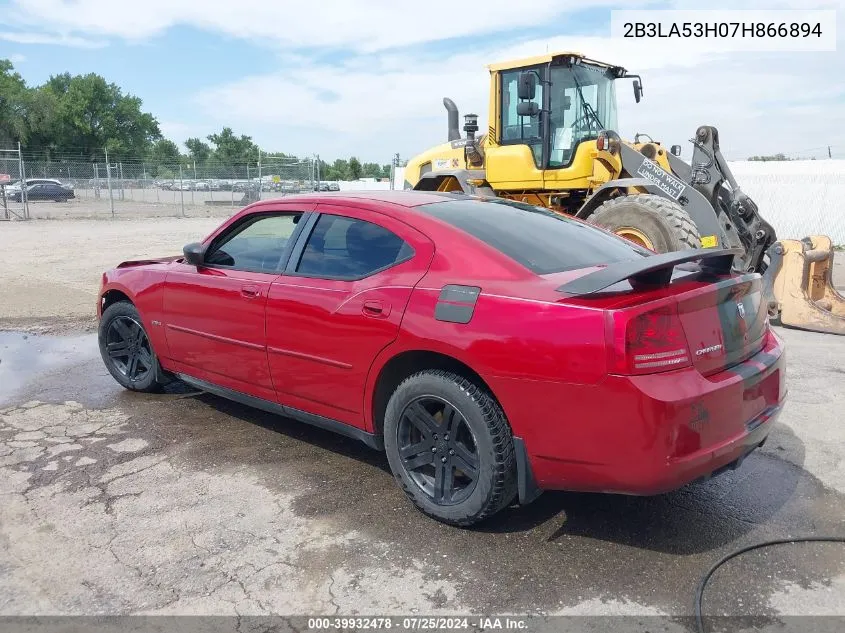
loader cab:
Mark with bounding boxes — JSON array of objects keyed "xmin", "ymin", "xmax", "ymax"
[{"xmin": 485, "ymin": 53, "xmax": 627, "ymax": 195}]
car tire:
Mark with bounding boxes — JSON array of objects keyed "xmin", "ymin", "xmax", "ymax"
[
  {"xmin": 98, "ymin": 301, "xmax": 164, "ymax": 393},
  {"xmin": 384, "ymin": 370, "xmax": 517, "ymax": 526},
  {"xmin": 589, "ymin": 193, "xmax": 700, "ymax": 253}
]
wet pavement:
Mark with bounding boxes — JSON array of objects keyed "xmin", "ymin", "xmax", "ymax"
[{"xmin": 1, "ymin": 328, "xmax": 844, "ymax": 624}]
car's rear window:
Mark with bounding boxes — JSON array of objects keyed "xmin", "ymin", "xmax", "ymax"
[{"xmin": 417, "ymin": 198, "xmax": 650, "ymax": 274}]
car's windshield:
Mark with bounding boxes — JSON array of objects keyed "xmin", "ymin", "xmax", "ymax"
[
  {"xmin": 417, "ymin": 197, "xmax": 649, "ymax": 275},
  {"xmin": 548, "ymin": 63, "xmax": 618, "ymax": 167}
]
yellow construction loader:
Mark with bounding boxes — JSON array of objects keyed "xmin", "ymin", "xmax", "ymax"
[{"xmin": 404, "ymin": 50, "xmax": 845, "ymax": 335}]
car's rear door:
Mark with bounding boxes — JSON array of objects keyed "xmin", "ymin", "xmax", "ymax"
[
  {"xmin": 162, "ymin": 207, "xmax": 312, "ymax": 401},
  {"xmin": 266, "ymin": 204, "xmax": 434, "ymax": 428}
]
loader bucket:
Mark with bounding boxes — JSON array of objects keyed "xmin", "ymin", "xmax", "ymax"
[{"xmin": 762, "ymin": 235, "xmax": 845, "ymax": 335}]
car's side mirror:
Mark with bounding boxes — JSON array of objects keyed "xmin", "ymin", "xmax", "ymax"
[
  {"xmin": 183, "ymin": 242, "xmax": 206, "ymax": 266},
  {"xmin": 517, "ymin": 71, "xmax": 537, "ymax": 101},
  {"xmin": 516, "ymin": 102, "xmax": 540, "ymax": 117},
  {"xmin": 670, "ymin": 144, "xmax": 682, "ymax": 156}
]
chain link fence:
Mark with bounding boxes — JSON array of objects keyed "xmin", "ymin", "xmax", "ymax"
[
  {"xmin": 730, "ymin": 160, "xmax": 845, "ymax": 247},
  {"xmin": 7, "ymin": 151, "xmax": 845, "ymax": 246},
  {"xmin": 14, "ymin": 154, "xmax": 321, "ymax": 219},
  {"xmin": 0, "ymin": 145, "xmax": 28, "ymax": 221}
]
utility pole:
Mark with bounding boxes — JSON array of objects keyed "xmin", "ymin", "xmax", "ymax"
[{"xmin": 390, "ymin": 153, "xmax": 401, "ymax": 190}]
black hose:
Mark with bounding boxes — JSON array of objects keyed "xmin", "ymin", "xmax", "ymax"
[{"xmin": 694, "ymin": 536, "xmax": 845, "ymax": 633}]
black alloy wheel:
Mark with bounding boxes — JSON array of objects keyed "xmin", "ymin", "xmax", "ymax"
[
  {"xmin": 383, "ymin": 370, "xmax": 517, "ymax": 526},
  {"xmin": 105, "ymin": 316, "xmax": 154, "ymax": 383},
  {"xmin": 397, "ymin": 396, "xmax": 480, "ymax": 505},
  {"xmin": 98, "ymin": 301, "xmax": 164, "ymax": 392}
]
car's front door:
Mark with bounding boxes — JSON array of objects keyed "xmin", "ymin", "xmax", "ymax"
[
  {"xmin": 162, "ymin": 209, "xmax": 311, "ymax": 400},
  {"xmin": 27, "ymin": 184, "xmax": 45, "ymax": 200},
  {"xmin": 266, "ymin": 204, "xmax": 434, "ymax": 427}
]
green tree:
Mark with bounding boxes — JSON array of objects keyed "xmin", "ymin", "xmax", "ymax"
[
  {"xmin": 361, "ymin": 162, "xmax": 383, "ymax": 179},
  {"xmin": 0, "ymin": 59, "xmax": 29, "ymax": 146},
  {"xmin": 20, "ymin": 86, "xmax": 60, "ymax": 155},
  {"xmin": 381, "ymin": 164, "xmax": 391, "ymax": 179},
  {"xmin": 185, "ymin": 137, "xmax": 211, "ymax": 163},
  {"xmin": 748, "ymin": 153, "xmax": 792, "ymax": 162},
  {"xmin": 40, "ymin": 72, "xmax": 161, "ymax": 160},
  {"xmin": 348, "ymin": 156, "xmax": 362, "ymax": 180},
  {"xmin": 148, "ymin": 138, "xmax": 182, "ymax": 164},
  {"xmin": 328, "ymin": 158, "xmax": 349, "ymax": 181},
  {"xmin": 207, "ymin": 127, "xmax": 259, "ymax": 165}
]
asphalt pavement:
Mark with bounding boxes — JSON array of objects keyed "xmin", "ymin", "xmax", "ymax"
[{"xmin": 0, "ymin": 325, "xmax": 844, "ymax": 627}]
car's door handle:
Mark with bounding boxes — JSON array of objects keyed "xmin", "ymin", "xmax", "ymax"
[
  {"xmin": 362, "ymin": 300, "xmax": 390, "ymax": 317},
  {"xmin": 241, "ymin": 285, "xmax": 261, "ymax": 299}
]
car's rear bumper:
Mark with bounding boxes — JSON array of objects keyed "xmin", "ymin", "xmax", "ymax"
[{"xmin": 493, "ymin": 329, "xmax": 786, "ymax": 497}]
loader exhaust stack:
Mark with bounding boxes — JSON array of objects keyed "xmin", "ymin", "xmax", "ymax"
[{"xmin": 444, "ymin": 98, "xmax": 461, "ymax": 142}]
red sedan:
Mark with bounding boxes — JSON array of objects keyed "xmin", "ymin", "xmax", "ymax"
[{"xmin": 97, "ymin": 192, "xmax": 786, "ymax": 526}]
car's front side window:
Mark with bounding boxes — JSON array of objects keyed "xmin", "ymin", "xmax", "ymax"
[
  {"xmin": 295, "ymin": 214, "xmax": 413, "ymax": 280},
  {"xmin": 204, "ymin": 213, "xmax": 302, "ymax": 273}
]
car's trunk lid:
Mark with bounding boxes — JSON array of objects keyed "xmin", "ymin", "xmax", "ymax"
[
  {"xmin": 552, "ymin": 249, "xmax": 766, "ymax": 376},
  {"xmin": 676, "ymin": 274, "xmax": 767, "ymax": 375}
]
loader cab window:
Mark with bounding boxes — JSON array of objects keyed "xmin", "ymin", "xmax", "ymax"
[
  {"xmin": 500, "ymin": 67, "xmax": 544, "ymax": 169},
  {"xmin": 548, "ymin": 63, "xmax": 619, "ymax": 167}
]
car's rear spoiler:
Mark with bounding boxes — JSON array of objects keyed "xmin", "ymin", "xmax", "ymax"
[{"xmin": 556, "ymin": 248, "xmax": 743, "ymax": 296}]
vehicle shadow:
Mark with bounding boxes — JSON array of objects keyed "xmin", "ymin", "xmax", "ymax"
[
  {"xmin": 176, "ymin": 389, "xmax": 821, "ymax": 556},
  {"xmin": 480, "ymin": 422, "xmax": 814, "ymax": 555},
  {"xmin": 185, "ymin": 391, "xmax": 393, "ymax": 476}
]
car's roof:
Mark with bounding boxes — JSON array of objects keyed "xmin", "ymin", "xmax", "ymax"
[{"xmin": 248, "ymin": 190, "xmax": 459, "ymax": 211}]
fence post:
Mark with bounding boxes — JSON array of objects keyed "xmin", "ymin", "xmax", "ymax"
[
  {"xmin": 179, "ymin": 164, "xmax": 185, "ymax": 217},
  {"xmin": 18, "ymin": 143, "xmax": 29, "ymax": 219},
  {"xmin": 105, "ymin": 148, "xmax": 115, "ymax": 218},
  {"xmin": 118, "ymin": 162, "xmax": 124, "ymax": 201},
  {"xmin": 257, "ymin": 150, "xmax": 262, "ymax": 201}
]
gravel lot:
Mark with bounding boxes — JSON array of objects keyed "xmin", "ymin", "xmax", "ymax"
[
  {"xmin": 0, "ymin": 216, "xmax": 224, "ymax": 332},
  {"xmin": 1, "ymin": 212, "xmax": 844, "ymax": 627}
]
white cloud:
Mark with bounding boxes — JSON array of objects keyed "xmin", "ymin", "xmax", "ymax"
[
  {"xmin": 0, "ymin": 31, "xmax": 105, "ymax": 48},
  {"xmin": 6, "ymin": 53, "xmax": 26, "ymax": 63},
  {"xmin": 7, "ymin": 0, "xmax": 642, "ymax": 51},
  {"xmin": 190, "ymin": 28, "xmax": 845, "ymax": 161},
  {"xmin": 4, "ymin": 0, "xmax": 844, "ymax": 163}
]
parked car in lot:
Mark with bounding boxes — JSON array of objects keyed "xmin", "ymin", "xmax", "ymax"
[
  {"xmin": 6, "ymin": 178, "xmax": 70, "ymax": 194},
  {"xmin": 96, "ymin": 191, "xmax": 785, "ymax": 526},
  {"xmin": 10, "ymin": 182, "xmax": 75, "ymax": 202}
]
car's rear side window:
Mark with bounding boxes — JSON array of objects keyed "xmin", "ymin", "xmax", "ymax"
[
  {"xmin": 296, "ymin": 214, "xmax": 413, "ymax": 280},
  {"xmin": 417, "ymin": 198, "xmax": 649, "ymax": 274}
]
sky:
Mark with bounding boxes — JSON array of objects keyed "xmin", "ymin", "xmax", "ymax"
[{"xmin": 0, "ymin": 0, "xmax": 843, "ymax": 164}]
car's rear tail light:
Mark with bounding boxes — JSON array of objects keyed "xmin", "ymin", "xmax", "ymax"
[{"xmin": 608, "ymin": 304, "xmax": 692, "ymax": 375}]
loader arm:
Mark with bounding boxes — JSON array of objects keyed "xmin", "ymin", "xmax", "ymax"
[{"xmin": 677, "ymin": 126, "xmax": 777, "ymax": 273}]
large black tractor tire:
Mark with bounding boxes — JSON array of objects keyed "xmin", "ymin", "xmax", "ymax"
[
  {"xmin": 383, "ymin": 370, "xmax": 517, "ymax": 527},
  {"xmin": 589, "ymin": 193, "xmax": 701, "ymax": 253},
  {"xmin": 98, "ymin": 301, "xmax": 165, "ymax": 393}
]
